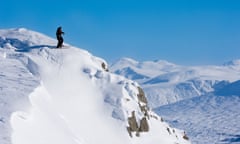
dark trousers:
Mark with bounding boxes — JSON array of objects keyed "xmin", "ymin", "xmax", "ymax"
[{"xmin": 57, "ymin": 35, "xmax": 63, "ymax": 48}]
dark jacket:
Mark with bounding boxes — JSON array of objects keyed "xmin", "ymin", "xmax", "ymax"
[
  {"xmin": 56, "ymin": 27, "xmax": 64, "ymax": 48},
  {"xmin": 56, "ymin": 27, "xmax": 64, "ymax": 36}
]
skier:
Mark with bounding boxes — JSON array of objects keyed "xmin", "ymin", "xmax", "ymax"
[{"xmin": 56, "ymin": 26, "xmax": 64, "ymax": 48}]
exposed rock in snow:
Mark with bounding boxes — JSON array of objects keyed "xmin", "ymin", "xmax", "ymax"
[
  {"xmin": 111, "ymin": 58, "xmax": 240, "ymax": 144},
  {"xmin": 0, "ymin": 28, "xmax": 190, "ymax": 144}
]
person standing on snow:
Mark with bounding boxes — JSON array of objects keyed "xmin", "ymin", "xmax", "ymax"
[{"xmin": 56, "ymin": 26, "xmax": 64, "ymax": 48}]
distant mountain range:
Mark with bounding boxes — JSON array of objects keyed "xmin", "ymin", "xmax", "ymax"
[
  {"xmin": 111, "ymin": 57, "xmax": 240, "ymax": 144},
  {"xmin": 111, "ymin": 57, "xmax": 240, "ymax": 108}
]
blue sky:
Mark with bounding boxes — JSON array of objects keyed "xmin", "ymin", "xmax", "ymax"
[{"xmin": 1, "ymin": 0, "xmax": 240, "ymax": 65}]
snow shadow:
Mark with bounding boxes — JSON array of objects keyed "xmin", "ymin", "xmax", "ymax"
[
  {"xmin": 0, "ymin": 37, "xmax": 56, "ymax": 52},
  {"xmin": 221, "ymin": 134, "xmax": 240, "ymax": 143},
  {"xmin": 16, "ymin": 45, "xmax": 56, "ymax": 52}
]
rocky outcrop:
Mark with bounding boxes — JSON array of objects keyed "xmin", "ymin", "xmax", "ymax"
[
  {"xmin": 127, "ymin": 111, "xmax": 150, "ymax": 137},
  {"xmin": 137, "ymin": 87, "xmax": 148, "ymax": 104},
  {"xmin": 127, "ymin": 111, "xmax": 139, "ymax": 137},
  {"xmin": 139, "ymin": 117, "xmax": 149, "ymax": 132},
  {"xmin": 137, "ymin": 87, "xmax": 149, "ymax": 116},
  {"xmin": 101, "ymin": 62, "xmax": 109, "ymax": 72},
  {"xmin": 183, "ymin": 132, "xmax": 189, "ymax": 140},
  {"xmin": 127, "ymin": 87, "xmax": 150, "ymax": 137}
]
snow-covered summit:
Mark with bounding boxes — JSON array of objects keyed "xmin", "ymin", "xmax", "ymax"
[
  {"xmin": 0, "ymin": 28, "xmax": 57, "ymax": 53},
  {"xmin": 0, "ymin": 28, "xmax": 55, "ymax": 45},
  {"xmin": 0, "ymin": 28, "xmax": 190, "ymax": 144},
  {"xmin": 111, "ymin": 57, "xmax": 177, "ymax": 79},
  {"xmin": 112, "ymin": 57, "xmax": 139, "ymax": 67},
  {"xmin": 223, "ymin": 59, "xmax": 240, "ymax": 66},
  {"xmin": 223, "ymin": 59, "xmax": 240, "ymax": 71}
]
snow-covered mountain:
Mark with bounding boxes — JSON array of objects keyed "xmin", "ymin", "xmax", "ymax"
[
  {"xmin": 111, "ymin": 58, "xmax": 240, "ymax": 108},
  {"xmin": 111, "ymin": 58, "xmax": 240, "ymax": 144},
  {"xmin": 155, "ymin": 80, "xmax": 240, "ymax": 144},
  {"xmin": 0, "ymin": 28, "xmax": 190, "ymax": 144}
]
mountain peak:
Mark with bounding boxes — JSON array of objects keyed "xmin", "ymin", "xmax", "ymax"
[
  {"xmin": 113, "ymin": 57, "xmax": 139, "ymax": 66},
  {"xmin": 153, "ymin": 59, "xmax": 175, "ymax": 65},
  {"xmin": 223, "ymin": 59, "xmax": 240, "ymax": 66},
  {"xmin": 0, "ymin": 28, "xmax": 190, "ymax": 144},
  {"xmin": 0, "ymin": 28, "xmax": 56, "ymax": 48}
]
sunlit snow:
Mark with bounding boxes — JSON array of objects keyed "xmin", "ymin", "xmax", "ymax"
[{"xmin": 0, "ymin": 28, "xmax": 190, "ymax": 144}]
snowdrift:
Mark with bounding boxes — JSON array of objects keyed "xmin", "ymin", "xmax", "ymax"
[{"xmin": 0, "ymin": 28, "xmax": 190, "ymax": 144}]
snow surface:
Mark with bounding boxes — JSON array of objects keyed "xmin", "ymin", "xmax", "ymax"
[
  {"xmin": 111, "ymin": 58, "xmax": 240, "ymax": 108},
  {"xmin": 111, "ymin": 58, "xmax": 240, "ymax": 144},
  {"xmin": 0, "ymin": 28, "xmax": 190, "ymax": 144},
  {"xmin": 155, "ymin": 93, "xmax": 240, "ymax": 144}
]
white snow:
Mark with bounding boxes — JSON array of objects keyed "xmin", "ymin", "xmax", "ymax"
[
  {"xmin": 0, "ymin": 28, "xmax": 190, "ymax": 144},
  {"xmin": 111, "ymin": 58, "xmax": 240, "ymax": 144},
  {"xmin": 155, "ymin": 94, "xmax": 240, "ymax": 144},
  {"xmin": 111, "ymin": 58, "xmax": 240, "ymax": 107},
  {"xmin": 111, "ymin": 57, "xmax": 177, "ymax": 78}
]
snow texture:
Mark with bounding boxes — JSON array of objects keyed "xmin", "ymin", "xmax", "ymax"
[
  {"xmin": 111, "ymin": 58, "xmax": 240, "ymax": 108},
  {"xmin": 0, "ymin": 28, "xmax": 190, "ymax": 144},
  {"xmin": 111, "ymin": 58, "xmax": 240, "ymax": 144},
  {"xmin": 155, "ymin": 93, "xmax": 240, "ymax": 144}
]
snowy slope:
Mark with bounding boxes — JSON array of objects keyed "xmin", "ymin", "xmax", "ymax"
[
  {"xmin": 111, "ymin": 58, "xmax": 240, "ymax": 108},
  {"xmin": 0, "ymin": 28, "xmax": 190, "ymax": 144},
  {"xmin": 155, "ymin": 80, "xmax": 240, "ymax": 144},
  {"xmin": 111, "ymin": 58, "xmax": 240, "ymax": 144}
]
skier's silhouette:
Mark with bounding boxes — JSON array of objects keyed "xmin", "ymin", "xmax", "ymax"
[{"xmin": 56, "ymin": 26, "xmax": 64, "ymax": 48}]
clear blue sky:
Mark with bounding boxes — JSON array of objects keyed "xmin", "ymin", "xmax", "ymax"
[{"xmin": 1, "ymin": 0, "xmax": 240, "ymax": 65}]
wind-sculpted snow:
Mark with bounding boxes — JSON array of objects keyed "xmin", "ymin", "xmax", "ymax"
[
  {"xmin": 0, "ymin": 28, "xmax": 190, "ymax": 144},
  {"xmin": 0, "ymin": 49, "xmax": 39, "ymax": 144},
  {"xmin": 11, "ymin": 86, "xmax": 86, "ymax": 144}
]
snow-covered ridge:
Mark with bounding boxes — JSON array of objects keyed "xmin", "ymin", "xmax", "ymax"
[
  {"xmin": 111, "ymin": 58, "xmax": 240, "ymax": 144},
  {"xmin": 0, "ymin": 28, "xmax": 190, "ymax": 144},
  {"xmin": 111, "ymin": 57, "xmax": 177, "ymax": 78},
  {"xmin": 223, "ymin": 59, "xmax": 240, "ymax": 66},
  {"xmin": 111, "ymin": 57, "xmax": 240, "ymax": 107},
  {"xmin": 0, "ymin": 28, "xmax": 55, "ymax": 45}
]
